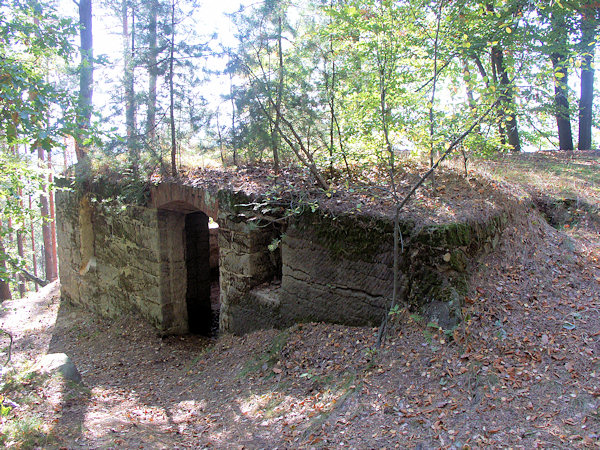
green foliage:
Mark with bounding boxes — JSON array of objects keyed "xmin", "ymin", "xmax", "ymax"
[
  {"xmin": 388, "ymin": 304, "xmax": 401, "ymax": 317},
  {"xmin": 0, "ymin": 0, "xmax": 77, "ymax": 149},
  {"xmin": 0, "ymin": 0, "xmax": 81, "ymax": 289},
  {"xmin": 0, "ymin": 414, "xmax": 49, "ymax": 448},
  {"xmin": 0, "ymin": 151, "xmax": 49, "ymax": 283}
]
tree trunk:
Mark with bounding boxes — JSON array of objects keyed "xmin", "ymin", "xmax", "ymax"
[
  {"xmin": 551, "ymin": 54, "xmax": 574, "ymax": 150},
  {"xmin": 272, "ymin": 14, "xmax": 283, "ymax": 174},
  {"xmin": 230, "ymin": 72, "xmax": 237, "ymax": 166},
  {"xmin": 75, "ymin": 0, "xmax": 93, "ymax": 162},
  {"xmin": 38, "ymin": 148, "xmax": 56, "ymax": 282},
  {"xmin": 16, "ymin": 187, "xmax": 25, "ymax": 297},
  {"xmin": 462, "ymin": 59, "xmax": 476, "ymax": 113},
  {"xmin": 123, "ymin": 1, "xmax": 137, "ymax": 171},
  {"xmin": 169, "ymin": 0, "xmax": 177, "ymax": 176},
  {"xmin": 229, "ymin": 72, "xmax": 238, "ymax": 167},
  {"xmin": 29, "ymin": 195, "xmax": 38, "ymax": 292},
  {"xmin": 0, "ymin": 221, "xmax": 11, "ymax": 301},
  {"xmin": 550, "ymin": 10, "xmax": 574, "ymax": 151},
  {"xmin": 147, "ymin": 0, "xmax": 158, "ymax": 144},
  {"xmin": 216, "ymin": 108, "xmax": 225, "ymax": 165},
  {"xmin": 491, "ymin": 46, "xmax": 521, "ymax": 151},
  {"xmin": 578, "ymin": 8, "xmax": 597, "ymax": 150},
  {"xmin": 12, "ymin": 146, "xmax": 25, "ymax": 296},
  {"xmin": 48, "ymin": 149, "xmax": 58, "ymax": 280},
  {"xmin": 327, "ymin": 0, "xmax": 335, "ymax": 178},
  {"xmin": 489, "ymin": 51, "xmax": 506, "ymax": 146},
  {"xmin": 429, "ymin": 1, "xmax": 443, "ymax": 170},
  {"xmin": 485, "ymin": 3, "xmax": 520, "ymax": 151},
  {"xmin": 16, "ymin": 230, "xmax": 25, "ymax": 297},
  {"xmin": 325, "ymin": 56, "xmax": 334, "ymax": 178}
]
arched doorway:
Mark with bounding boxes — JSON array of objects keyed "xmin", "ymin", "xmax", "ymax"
[
  {"xmin": 185, "ymin": 211, "xmax": 212, "ymax": 334},
  {"xmin": 151, "ymin": 184, "xmax": 220, "ymax": 335},
  {"xmin": 157, "ymin": 205, "xmax": 219, "ymax": 336}
]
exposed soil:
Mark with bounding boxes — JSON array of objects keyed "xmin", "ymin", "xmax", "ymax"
[
  {"xmin": 172, "ymin": 160, "xmax": 510, "ymax": 228},
  {"xmin": 1, "ymin": 153, "xmax": 600, "ymax": 448}
]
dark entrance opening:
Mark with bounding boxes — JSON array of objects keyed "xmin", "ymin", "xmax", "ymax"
[
  {"xmin": 208, "ymin": 220, "xmax": 220, "ymax": 335},
  {"xmin": 185, "ymin": 211, "xmax": 212, "ymax": 334}
]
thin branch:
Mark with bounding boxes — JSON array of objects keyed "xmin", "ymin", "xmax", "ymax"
[
  {"xmin": 376, "ymin": 98, "xmax": 500, "ymax": 348},
  {"xmin": 416, "ymin": 59, "xmax": 452, "ymax": 93},
  {"xmin": 7, "ymin": 259, "xmax": 48, "ymax": 287}
]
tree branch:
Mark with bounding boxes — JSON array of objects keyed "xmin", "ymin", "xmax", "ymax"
[
  {"xmin": 376, "ymin": 98, "xmax": 500, "ymax": 348},
  {"xmin": 7, "ymin": 259, "xmax": 49, "ymax": 288}
]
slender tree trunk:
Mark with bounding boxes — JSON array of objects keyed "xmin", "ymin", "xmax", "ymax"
[
  {"xmin": 328, "ymin": 1, "xmax": 335, "ymax": 178},
  {"xmin": 0, "ymin": 220, "xmax": 11, "ymax": 301},
  {"xmin": 578, "ymin": 9, "xmax": 597, "ymax": 150},
  {"xmin": 551, "ymin": 10, "xmax": 574, "ymax": 151},
  {"xmin": 75, "ymin": 0, "xmax": 93, "ymax": 162},
  {"xmin": 147, "ymin": 0, "xmax": 158, "ymax": 144},
  {"xmin": 123, "ymin": 1, "xmax": 137, "ymax": 171},
  {"xmin": 377, "ymin": 51, "xmax": 395, "ymax": 193},
  {"xmin": 491, "ymin": 46, "xmax": 521, "ymax": 151},
  {"xmin": 327, "ymin": 58, "xmax": 335, "ymax": 178},
  {"xmin": 29, "ymin": 195, "xmax": 38, "ymax": 292},
  {"xmin": 7, "ymin": 218, "xmax": 12, "ymax": 246},
  {"xmin": 16, "ymin": 230, "xmax": 24, "ymax": 297},
  {"xmin": 47, "ymin": 149, "xmax": 58, "ymax": 279},
  {"xmin": 169, "ymin": 0, "xmax": 177, "ymax": 176},
  {"xmin": 11, "ymin": 146, "xmax": 25, "ymax": 296},
  {"xmin": 16, "ymin": 190, "xmax": 25, "ymax": 296},
  {"xmin": 462, "ymin": 59, "xmax": 477, "ymax": 115},
  {"xmin": 489, "ymin": 50, "xmax": 506, "ymax": 146},
  {"xmin": 429, "ymin": 1, "xmax": 444, "ymax": 171},
  {"xmin": 216, "ymin": 108, "xmax": 225, "ymax": 165},
  {"xmin": 333, "ymin": 113, "xmax": 352, "ymax": 177},
  {"xmin": 472, "ymin": 54, "xmax": 488, "ymax": 86},
  {"xmin": 230, "ymin": 72, "xmax": 237, "ymax": 166},
  {"xmin": 272, "ymin": 14, "xmax": 283, "ymax": 174},
  {"xmin": 324, "ymin": 18, "xmax": 336, "ymax": 178},
  {"xmin": 551, "ymin": 53, "xmax": 574, "ymax": 150},
  {"xmin": 485, "ymin": 4, "xmax": 520, "ymax": 151},
  {"xmin": 38, "ymin": 148, "xmax": 56, "ymax": 282}
]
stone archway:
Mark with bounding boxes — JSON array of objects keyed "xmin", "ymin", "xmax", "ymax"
[{"xmin": 151, "ymin": 184, "xmax": 220, "ymax": 335}]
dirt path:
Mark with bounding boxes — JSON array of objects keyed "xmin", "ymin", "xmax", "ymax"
[{"xmin": 1, "ymin": 202, "xmax": 600, "ymax": 447}]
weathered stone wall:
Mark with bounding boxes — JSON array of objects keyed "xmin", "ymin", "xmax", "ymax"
[
  {"xmin": 57, "ymin": 186, "xmax": 222, "ymax": 335},
  {"xmin": 249, "ymin": 211, "xmax": 507, "ymax": 331},
  {"xmin": 56, "ymin": 181, "xmax": 508, "ymax": 336},
  {"xmin": 56, "ymin": 191, "xmax": 165, "ymax": 329},
  {"xmin": 217, "ymin": 216, "xmax": 281, "ymax": 335},
  {"xmin": 157, "ymin": 209, "xmax": 188, "ymax": 333},
  {"xmin": 278, "ymin": 223, "xmax": 394, "ymax": 327}
]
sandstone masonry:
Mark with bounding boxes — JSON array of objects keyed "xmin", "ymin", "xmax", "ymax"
[{"xmin": 56, "ymin": 181, "xmax": 507, "ymax": 335}]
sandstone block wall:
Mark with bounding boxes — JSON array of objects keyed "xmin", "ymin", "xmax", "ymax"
[
  {"xmin": 56, "ymin": 183, "xmax": 508, "ymax": 336},
  {"xmin": 218, "ymin": 216, "xmax": 281, "ymax": 335},
  {"xmin": 56, "ymin": 191, "xmax": 165, "ymax": 329},
  {"xmin": 278, "ymin": 225, "xmax": 394, "ymax": 326}
]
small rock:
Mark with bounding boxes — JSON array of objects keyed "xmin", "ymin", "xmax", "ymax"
[
  {"xmin": 34, "ymin": 353, "xmax": 82, "ymax": 383},
  {"xmin": 422, "ymin": 300, "xmax": 459, "ymax": 330}
]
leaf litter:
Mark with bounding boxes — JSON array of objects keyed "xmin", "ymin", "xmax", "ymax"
[{"xmin": 0, "ymin": 152, "xmax": 599, "ymax": 448}]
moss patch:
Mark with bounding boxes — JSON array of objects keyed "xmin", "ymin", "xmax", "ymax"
[{"xmin": 294, "ymin": 211, "xmax": 406, "ymax": 261}]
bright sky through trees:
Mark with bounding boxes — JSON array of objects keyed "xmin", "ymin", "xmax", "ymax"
[{"xmin": 59, "ymin": 0, "xmax": 252, "ymax": 119}]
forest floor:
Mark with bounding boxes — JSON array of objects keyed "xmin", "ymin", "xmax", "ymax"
[{"xmin": 1, "ymin": 151, "xmax": 600, "ymax": 449}]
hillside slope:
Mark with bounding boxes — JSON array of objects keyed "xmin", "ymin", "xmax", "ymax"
[{"xmin": 1, "ymin": 153, "xmax": 599, "ymax": 448}]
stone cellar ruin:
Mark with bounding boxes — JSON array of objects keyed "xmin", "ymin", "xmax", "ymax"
[{"xmin": 56, "ymin": 178, "xmax": 508, "ymax": 336}]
